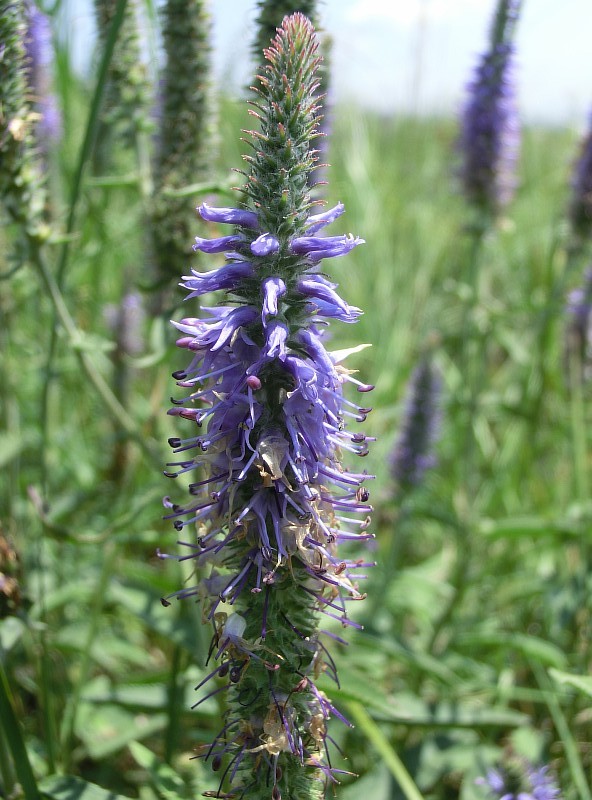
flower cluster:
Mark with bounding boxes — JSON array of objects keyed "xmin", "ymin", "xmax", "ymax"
[
  {"xmin": 161, "ymin": 15, "xmax": 372, "ymax": 800},
  {"xmin": 458, "ymin": 0, "xmax": 522, "ymax": 220},
  {"xmin": 477, "ymin": 762, "xmax": 561, "ymax": 800}
]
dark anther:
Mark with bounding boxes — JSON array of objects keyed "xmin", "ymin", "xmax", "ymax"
[
  {"xmin": 168, "ymin": 437, "xmax": 182, "ymax": 448},
  {"xmin": 230, "ymin": 664, "xmax": 244, "ymax": 683},
  {"xmin": 219, "ymin": 662, "xmax": 229, "ymax": 678},
  {"xmin": 160, "ymin": 597, "xmax": 171, "ymax": 607},
  {"xmin": 212, "ymin": 754, "xmax": 222, "ymax": 772},
  {"xmin": 173, "ymin": 520, "xmax": 184, "ymax": 531},
  {"xmin": 172, "ymin": 370, "xmax": 187, "ymax": 380},
  {"xmin": 272, "ymin": 787, "xmax": 281, "ymax": 800},
  {"xmin": 163, "ymin": 471, "xmax": 178, "ymax": 478}
]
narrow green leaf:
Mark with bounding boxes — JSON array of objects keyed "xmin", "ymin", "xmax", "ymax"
[
  {"xmin": 346, "ymin": 701, "xmax": 425, "ymax": 800},
  {"xmin": 549, "ymin": 668, "xmax": 592, "ymax": 700},
  {"xmin": 0, "ymin": 662, "xmax": 41, "ymax": 800},
  {"xmin": 40, "ymin": 775, "xmax": 133, "ymax": 800}
]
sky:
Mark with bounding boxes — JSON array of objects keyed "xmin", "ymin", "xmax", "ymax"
[
  {"xmin": 65, "ymin": 0, "xmax": 592, "ymax": 126},
  {"xmin": 208, "ymin": 0, "xmax": 591, "ymax": 125}
]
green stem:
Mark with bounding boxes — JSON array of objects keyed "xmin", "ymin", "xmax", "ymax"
[
  {"xmin": 0, "ymin": 717, "xmax": 15, "ymax": 799},
  {"xmin": 532, "ymin": 661, "xmax": 592, "ymax": 800},
  {"xmin": 346, "ymin": 701, "xmax": 425, "ymax": 800},
  {"xmin": 57, "ymin": 0, "xmax": 129, "ymax": 288},
  {"xmin": 32, "ymin": 245, "xmax": 160, "ymax": 465},
  {"xmin": 164, "ymin": 644, "xmax": 183, "ymax": 765},
  {"xmin": 0, "ymin": 661, "xmax": 42, "ymax": 800},
  {"xmin": 40, "ymin": 0, "xmax": 130, "ymax": 491}
]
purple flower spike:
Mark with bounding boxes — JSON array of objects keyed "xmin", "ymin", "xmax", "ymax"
[
  {"xmin": 391, "ymin": 357, "xmax": 442, "ymax": 491},
  {"xmin": 162, "ymin": 15, "xmax": 373, "ymax": 799},
  {"xmin": 251, "ymin": 232, "xmax": 280, "ymax": 255},
  {"xmin": 198, "ymin": 202, "xmax": 259, "ymax": 228},
  {"xmin": 458, "ymin": 0, "xmax": 522, "ymax": 219},
  {"xmin": 24, "ymin": 1, "xmax": 61, "ymax": 148}
]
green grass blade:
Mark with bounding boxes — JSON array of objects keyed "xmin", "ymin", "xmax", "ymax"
[
  {"xmin": 0, "ymin": 660, "xmax": 42, "ymax": 800},
  {"xmin": 346, "ymin": 701, "xmax": 425, "ymax": 800}
]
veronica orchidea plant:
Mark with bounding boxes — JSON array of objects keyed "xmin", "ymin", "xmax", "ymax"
[
  {"xmin": 160, "ymin": 14, "xmax": 373, "ymax": 799},
  {"xmin": 458, "ymin": 0, "xmax": 522, "ymax": 222}
]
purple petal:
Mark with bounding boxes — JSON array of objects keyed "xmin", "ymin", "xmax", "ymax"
[
  {"xmin": 193, "ymin": 234, "xmax": 245, "ymax": 253},
  {"xmin": 265, "ymin": 321, "xmax": 289, "ymax": 360},
  {"xmin": 262, "ymin": 277, "xmax": 286, "ymax": 323},
  {"xmin": 181, "ymin": 262, "xmax": 255, "ymax": 297},
  {"xmin": 198, "ymin": 202, "xmax": 259, "ymax": 228},
  {"xmin": 289, "ymin": 234, "xmax": 365, "ymax": 262},
  {"xmin": 305, "ymin": 202, "xmax": 345, "ymax": 234},
  {"xmin": 251, "ymin": 233, "xmax": 280, "ymax": 256},
  {"xmin": 297, "ymin": 277, "xmax": 360, "ymax": 320}
]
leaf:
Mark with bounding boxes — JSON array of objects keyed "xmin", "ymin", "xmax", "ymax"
[
  {"xmin": 75, "ymin": 702, "xmax": 167, "ymax": 760},
  {"xmin": 325, "ymin": 673, "xmax": 528, "ymax": 729},
  {"xmin": 478, "ymin": 516, "xmax": 580, "ymax": 539},
  {"xmin": 40, "ymin": 775, "xmax": 134, "ymax": 800},
  {"xmin": 455, "ymin": 631, "xmax": 567, "ymax": 669},
  {"xmin": 549, "ymin": 669, "xmax": 592, "ymax": 700},
  {"xmin": 0, "ymin": 431, "xmax": 36, "ymax": 467},
  {"xmin": 128, "ymin": 741, "xmax": 187, "ymax": 800}
]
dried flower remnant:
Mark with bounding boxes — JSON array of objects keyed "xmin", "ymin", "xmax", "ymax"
[
  {"xmin": 161, "ymin": 14, "xmax": 373, "ymax": 800},
  {"xmin": 458, "ymin": 0, "xmax": 522, "ymax": 220},
  {"xmin": 391, "ymin": 357, "xmax": 442, "ymax": 492}
]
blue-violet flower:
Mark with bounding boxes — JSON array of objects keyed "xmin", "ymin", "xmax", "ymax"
[{"xmin": 477, "ymin": 761, "xmax": 561, "ymax": 800}]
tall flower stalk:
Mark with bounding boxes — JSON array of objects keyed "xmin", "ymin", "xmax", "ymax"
[
  {"xmin": 458, "ymin": 0, "xmax": 522, "ymax": 225},
  {"xmin": 161, "ymin": 14, "xmax": 372, "ymax": 799},
  {"xmin": 92, "ymin": 0, "xmax": 151, "ymax": 171},
  {"xmin": 152, "ymin": 0, "xmax": 213, "ymax": 289}
]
